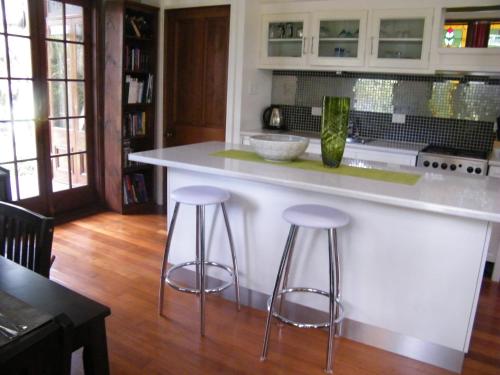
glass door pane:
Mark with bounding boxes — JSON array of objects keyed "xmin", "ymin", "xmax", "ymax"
[
  {"xmin": 267, "ymin": 21, "xmax": 303, "ymax": 57},
  {"xmin": 318, "ymin": 19, "xmax": 360, "ymax": 58},
  {"xmin": 0, "ymin": 0, "xmax": 39, "ymax": 201},
  {"xmin": 378, "ymin": 18, "xmax": 424, "ymax": 59},
  {"xmin": 46, "ymin": 0, "xmax": 88, "ymax": 193}
]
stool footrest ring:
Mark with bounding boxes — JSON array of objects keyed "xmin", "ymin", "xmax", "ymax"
[
  {"xmin": 267, "ymin": 287, "xmax": 344, "ymax": 329},
  {"xmin": 165, "ymin": 261, "xmax": 235, "ymax": 294}
]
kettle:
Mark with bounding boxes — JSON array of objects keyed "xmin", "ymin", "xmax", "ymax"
[{"xmin": 262, "ymin": 106, "xmax": 287, "ymax": 130}]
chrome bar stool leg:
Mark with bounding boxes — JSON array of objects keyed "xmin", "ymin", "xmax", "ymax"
[
  {"xmin": 326, "ymin": 228, "xmax": 337, "ymax": 374},
  {"xmin": 199, "ymin": 205, "xmax": 206, "ymax": 336},
  {"xmin": 221, "ymin": 202, "xmax": 241, "ymax": 310},
  {"xmin": 277, "ymin": 233, "xmax": 297, "ymax": 320},
  {"xmin": 261, "ymin": 225, "xmax": 298, "ymax": 361},
  {"xmin": 195, "ymin": 205, "xmax": 201, "ymax": 295},
  {"xmin": 159, "ymin": 202, "xmax": 180, "ymax": 316},
  {"xmin": 332, "ymin": 229, "xmax": 342, "ymax": 337}
]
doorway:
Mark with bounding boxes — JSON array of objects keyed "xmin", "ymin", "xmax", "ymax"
[
  {"xmin": 164, "ymin": 5, "xmax": 230, "ymax": 147},
  {"xmin": 0, "ymin": 0, "xmax": 97, "ymax": 215}
]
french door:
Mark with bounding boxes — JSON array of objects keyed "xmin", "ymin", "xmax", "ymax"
[{"xmin": 0, "ymin": 0, "xmax": 96, "ymax": 215}]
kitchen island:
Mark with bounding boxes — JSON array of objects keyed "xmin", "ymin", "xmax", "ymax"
[{"xmin": 130, "ymin": 142, "xmax": 500, "ymax": 373}]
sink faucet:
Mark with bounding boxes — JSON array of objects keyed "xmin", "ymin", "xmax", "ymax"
[{"xmin": 348, "ymin": 115, "xmax": 361, "ymax": 139}]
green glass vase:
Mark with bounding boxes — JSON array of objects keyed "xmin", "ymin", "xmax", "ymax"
[{"xmin": 321, "ymin": 96, "xmax": 350, "ymax": 168}]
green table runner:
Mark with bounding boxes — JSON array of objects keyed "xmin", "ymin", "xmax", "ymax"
[{"xmin": 211, "ymin": 149, "xmax": 421, "ymax": 186}]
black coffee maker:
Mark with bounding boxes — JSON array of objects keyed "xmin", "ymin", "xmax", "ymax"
[{"xmin": 262, "ymin": 106, "xmax": 287, "ymax": 131}]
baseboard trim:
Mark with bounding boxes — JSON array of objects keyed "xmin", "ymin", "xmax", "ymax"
[{"xmin": 172, "ymin": 267, "xmax": 465, "ymax": 373}]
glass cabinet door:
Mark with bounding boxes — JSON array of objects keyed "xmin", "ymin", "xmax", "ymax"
[
  {"xmin": 310, "ymin": 11, "xmax": 367, "ymax": 67},
  {"xmin": 260, "ymin": 14, "xmax": 308, "ymax": 66},
  {"xmin": 317, "ymin": 19, "xmax": 360, "ymax": 58},
  {"xmin": 377, "ymin": 18, "xmax": 425, "ymax": 59},
  {"xmin": 267, "ymin": 21, "xmax": 304, "ymax": 58},
  {"xmin": 369, "ymin": 9, "xmax": 433, "ymax": 69}
]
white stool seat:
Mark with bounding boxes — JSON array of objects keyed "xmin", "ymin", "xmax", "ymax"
[
  {"xmin": 283, "ymin": 204, "xmax": 349, "ymax": 229},
  {"xmin": 172, "ymin": 186, "xmax": 230, "ymax": 206}
]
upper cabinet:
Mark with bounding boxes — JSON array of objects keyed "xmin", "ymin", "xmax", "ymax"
[
  {"xmin": 260, "ymin": 11, "xmax": 367, "ymax": 68},
  {"xmin": 310, "ymin": 11, "xmax": 368, "ymax": 67},
  {"xmin": 259, "ymin": 9, "xmax": 433, "ymax": 71},
  {"xmin": 368, "ymin": 9, "xmax": 434, "ymax": 69},
  {"xmin": 260, "ymin": 13, "xmax": 309, "ymax": 67}
]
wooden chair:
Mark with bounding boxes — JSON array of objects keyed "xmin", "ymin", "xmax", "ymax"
[
  {"xmin": 0, "ymin": 202, "xmax": 54, "ymax": 278},
  {"xmin": 0, "ymin": 313, "xmax": 74, "ymax": 375}
]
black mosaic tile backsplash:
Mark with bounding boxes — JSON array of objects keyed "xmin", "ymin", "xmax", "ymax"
[{"xmin": 272, "ymin": 71, "xmax": 498, "ymax": 153}]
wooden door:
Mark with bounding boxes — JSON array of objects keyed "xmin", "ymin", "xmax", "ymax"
[{"xmin": 164, "ymin": 6, "xmax": 229, "ymax": 146}]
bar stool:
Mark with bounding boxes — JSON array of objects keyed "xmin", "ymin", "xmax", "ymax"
[
  {"xmin": 261, "ymin": 204, "xmax": 349, "ymax": 373},
  {"xmin": 159, "ymin": 185, "xmax": 240, "ymax": 336}
]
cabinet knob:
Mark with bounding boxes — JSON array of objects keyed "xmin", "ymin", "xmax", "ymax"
[{"xmin": 165, "ymin": 131, "xmax": 174, "ymax": 138}]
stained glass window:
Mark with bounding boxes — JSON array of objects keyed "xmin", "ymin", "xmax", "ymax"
[{"xmin": 442, "ymin": 23, "xmax": 468, "ymax": 48}]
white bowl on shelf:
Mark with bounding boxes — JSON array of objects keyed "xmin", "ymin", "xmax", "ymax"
[{"xmin": 249, "ymin": 134, "xmax": 309, "ymax": 162}]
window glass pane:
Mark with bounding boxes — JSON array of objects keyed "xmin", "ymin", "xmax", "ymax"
[
  {"xmin": 0, "ymin": 122, "xmax": 14, "ymax": 163},
  {"xmin": 48, "ymin": 80, "xmax": 66, "ymax": 117},
  {"xmin": 13, "ymin": 121, "xmax": 36, "ymax": 160},
  {"xmin": 51, "ymin": 155, "xmax": 70, "ymax": 192},
  {"xmin": 17, "ymin": 160, "xmax": 38, "ymax": 199},
  {"xmin": 0, "ymin": 79, "xmax": 10, "ymax": 121},
  {"xmin": 8, "ymin": 36, "xmax": 32, "ymax": 78},
  {"xmin": 69, "ymin": 117, "xmax": 85, "ymax": 152},
  {"xmin": 50, "ymin": 119, "xmax": 67, "ymax": 156},
  {"xmin": 71, "ymin": 153, "xmax": 87, "ymax": 187},
  {"xmin": 47, "ymin": 41, "xmax": 65, "ymax": 78},
  {"xmin": 67, "ymin": 81, "xmax": 84, "ymax": 117},
  {"xmin": 489, "ymin": 23, "xmax": 500, "ymax": 47},
  {"xmin": 66, "ymin": 43, "xmax": 84, "ymax": 79},
  {"xmin": 0, "ymin": 37, "xmax": 7, "ymax": 77},
  {"xmin": 65, "ymin": 4, "xmax": 83, "ymax": 42},
  {"xmin": 5, "ymin": 0, "xmax": 30, "ymax": 36},
  {"xmin": 0, "ymin": 162, "xmax": 17, "ymax": 200},
  {"xmin": 46, "ymin": 0, "xmax": 64, "ymax": 40},
  {"xmin": 11, "ymin": 80, "xmax": 34, "ymax": 120}
]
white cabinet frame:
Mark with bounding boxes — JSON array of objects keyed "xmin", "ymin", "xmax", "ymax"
[
  {"xmin": 368, "ymin": 8, "xmax": 434, "ymax": 69},
  {"xmin": 309, "ymin": 10, "xmax": 368, "ymax": 67},
  {"xmin": 260, "ymin": 13, "xmax": 309, "ymax": 67}
]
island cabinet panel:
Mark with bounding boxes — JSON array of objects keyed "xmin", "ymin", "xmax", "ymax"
[{"xmin": 129, "ymin": 142, "xmax": 500, "ymax": 372}]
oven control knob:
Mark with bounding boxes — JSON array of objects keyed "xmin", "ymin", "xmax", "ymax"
[
  {"xmin": 475, "ymin": 168, "xmax": 482, "ymax": 174},
  {"xmin": 423, "ymin": 161, "xmax": 430, "ymax": 167},
  {"xmin": 450, "ymin": 164, "xmax": 457, "ymax": 171},
  {"xmin": 432, "ymin": 162, "xmax": 439, "ymax": 168},
  {"xmin": 467, "ymin": 167, "xmax": 474, "ymax": 173},
  {"xmin": 441, "ymin": 163, "xmax": 448, "ymax": 170}
]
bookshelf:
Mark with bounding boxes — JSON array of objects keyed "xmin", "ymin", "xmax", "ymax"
[{"xmin": 104, "ymin": 1, "xmax": 158, "ymax": 214}]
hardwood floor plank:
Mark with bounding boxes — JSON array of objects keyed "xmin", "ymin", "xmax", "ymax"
[{"xmin": 50, "ymin": 212, "xmax": 500, "ymax": 375}]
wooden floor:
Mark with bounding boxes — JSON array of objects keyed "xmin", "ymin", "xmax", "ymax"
[{"xmin": 50, "ymin": 211, "xmax": 500, "ymax": 375}]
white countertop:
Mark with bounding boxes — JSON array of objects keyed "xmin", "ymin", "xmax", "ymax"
[
  {"xmin": 240, "ymin": 130, "xmax": 426, "ymax": 155},
  {"xmin": 130, "ymin": 142, "xmax": 500, "ymax": 223}
]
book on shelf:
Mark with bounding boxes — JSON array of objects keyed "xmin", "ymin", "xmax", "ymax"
[
  {"xmin": 123, "ymin": 140, "xmax": 137, "ymax": 167},
  {"xmin": 123, "ymin": 173, "xmax": 149, "ymax": 205},
  {"xmin": 124, "ymin": 46, "xmax": 150, "ymax": 71},
  {"xmin": 124, "ymin": 14, "xmax": 153, "ymax": 39},
  {"xmin": 124, "ymin": 74, "xmax": 154, "ymax": 104},
  {"xmin": 124, "ymin": 111, "xmax": 147, "ymax": 138}
]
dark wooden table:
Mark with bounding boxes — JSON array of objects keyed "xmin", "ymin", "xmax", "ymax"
[{"xmin": 0, "ymin": 257, "xmax": 111, "ymax": 375}]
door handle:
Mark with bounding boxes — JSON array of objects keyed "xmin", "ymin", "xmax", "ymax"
[
  {"xmin": 310, "ymin": 36, "xmax": 314, "ymax": 54},
  {"xmin": 370, "ymin": 36, "xmax": 374, "ymax": 55},
  {"xmin": 302, "ymin": 37, "xmax": 307, "ymax": 55}
]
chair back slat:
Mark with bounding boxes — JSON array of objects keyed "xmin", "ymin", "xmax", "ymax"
[{"xmin": 0, "ymin": 202, "xmax": 54, "ymax": 277}]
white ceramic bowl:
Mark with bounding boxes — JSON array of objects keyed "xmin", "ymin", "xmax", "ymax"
[{"xmin": 250, "ymin": 134, "xmax": 309, "ymax": 162}]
